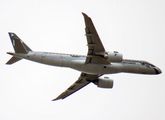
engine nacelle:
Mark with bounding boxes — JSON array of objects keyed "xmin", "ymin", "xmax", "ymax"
[
  {"xmin": 95, "ymin": 77, "xmax": 113, "ymax": 88},
  {"xmin": 104, "ymin": 51, "xmax": 123, "ymax": 62}
]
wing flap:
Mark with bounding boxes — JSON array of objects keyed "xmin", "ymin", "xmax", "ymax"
[
  {"xmin": 82, "ymin": 13, "xmax": 109, "ymax": 64},
  {"xmin": 83, "ymin": 13, "xmax": 105, "ymax": 53},
  {"xmin": 52, "ymin": 76, "xmax": 90, "ymax": 101}
]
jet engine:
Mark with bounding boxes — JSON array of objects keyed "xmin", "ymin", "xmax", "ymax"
[
  {"xmin": 104, "ymin": 51, "xmax": 123, "ymax": 62},
  {"xmin": 94, "ymin": 77, "xmax": 113, "ymax": 88}
]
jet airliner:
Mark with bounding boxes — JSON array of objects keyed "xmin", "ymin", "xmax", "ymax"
[{"xmin": 6, "ymin": 13, "xmax": 162, "ymax": 101}]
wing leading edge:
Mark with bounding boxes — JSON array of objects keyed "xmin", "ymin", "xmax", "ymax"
[
  {"xmin": 53, "ymin": 13, "xmax": 107, "ymax": 101},
  {"xmin": 82, "ymin": 13, "xmax": 108, "ymax": 64}
]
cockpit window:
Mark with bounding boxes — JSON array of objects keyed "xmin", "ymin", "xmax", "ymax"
[{"xmin": 141, "ymin": 61, "xmax": 155, "ymax": 68}]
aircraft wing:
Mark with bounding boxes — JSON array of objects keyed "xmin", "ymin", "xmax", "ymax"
[
  {"xmin": 52, "ymin": 73, "xmax": 100, "ymax": 101},
  {"xmin": 82, "ymin": 13, "xmax": 109, "ymax": 64}
]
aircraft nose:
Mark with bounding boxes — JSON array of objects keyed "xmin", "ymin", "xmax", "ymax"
[{"xmin": 154, "ymin": 67, "xmax": 162, "ymax": 74}]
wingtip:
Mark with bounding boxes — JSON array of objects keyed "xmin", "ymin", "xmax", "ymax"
[
  {"xmin": 52, "ymin": 99, "xmax": 57, "ymax": 101},
  {"xmin": 52, "ymin": 98, "xmax": 61, "ymax": 101},
  {"xmin": 81, "ymin": 12, "xmax": 86, "ymax": 15},
  {"xmin": 82, "ymin": 12, "xmax": 90, "ymax": 18},
  {"xmin": 52, "ymin": 96, "xmax": 62, "ymax": 101}
]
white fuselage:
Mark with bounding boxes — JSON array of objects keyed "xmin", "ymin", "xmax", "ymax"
[{"xmin": 12, "ymin": 51, "xmax": 160, "ymax": 75}]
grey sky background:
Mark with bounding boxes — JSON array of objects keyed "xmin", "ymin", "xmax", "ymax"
[{"xmin": 1, "ymin": 0, "xmax": 165, "ymax": 120}]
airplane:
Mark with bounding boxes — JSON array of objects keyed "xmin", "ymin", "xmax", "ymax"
[{"xmin": 6, "ymin": 13, "xmax": 162, "ymax": 101}]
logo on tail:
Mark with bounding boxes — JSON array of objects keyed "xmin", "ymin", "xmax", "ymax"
[
  {"xmin": 8, "ymin": 32, "xmax": 32, "ymax": 53},
  {"xmin": 6, "ymin": 32, "xmax": 33, "ymax": 65}
]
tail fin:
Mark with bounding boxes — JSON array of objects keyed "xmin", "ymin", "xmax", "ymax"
[
  {"xmin": 6, "ymin": 32, "xmax": 32, "ymax": 65},
  {"xmin": 8, "ymin": 32, "xmax": 32, "ymax": 53}
]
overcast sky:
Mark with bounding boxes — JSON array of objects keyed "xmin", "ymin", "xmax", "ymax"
[{"xmin": 1, "ymin": 0, "xmax": 165, "ymax": 120}]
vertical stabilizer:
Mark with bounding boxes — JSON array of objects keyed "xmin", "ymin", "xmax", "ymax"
[
  {"xmin": 6, "ymin": 32, "xmax": 32, "ymax": 65},
  {"xmin": 8, "ymin": 32, "xmax": 32, "ymax": 53}
]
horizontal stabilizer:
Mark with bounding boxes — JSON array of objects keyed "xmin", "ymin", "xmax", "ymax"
[{"xmin": 6, "ymin": 56, "xmax": 22, "ymax": 65}]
